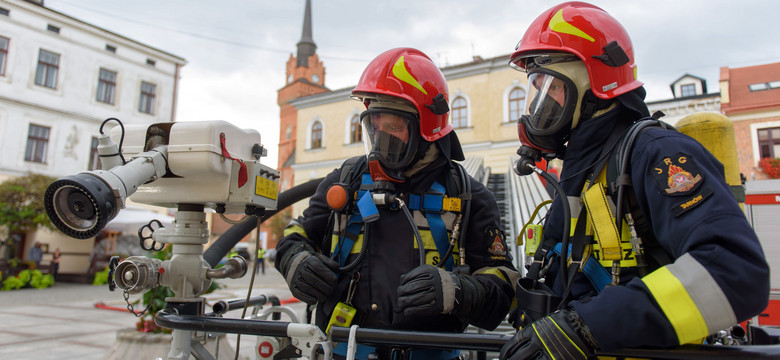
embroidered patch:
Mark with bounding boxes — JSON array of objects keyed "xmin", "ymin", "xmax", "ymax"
[
  {"xmin": 671, "ymin": 187, "xmax": 713, "ymax": 217},
  {"xmin": 651, "ymin": 153, "xmax": 703, "ymax": 196},
  {"xmin": 486, "ymin": 227, "xmax": 507, "ymax": 256}
]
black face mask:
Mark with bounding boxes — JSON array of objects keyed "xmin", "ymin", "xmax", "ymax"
[{"xmin": 519, "ymin": 114, "xmax": 571, "ymax": 158}]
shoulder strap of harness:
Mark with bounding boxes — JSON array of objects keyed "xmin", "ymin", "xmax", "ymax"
[
  {"xmin": 605, "ymin": 112, "xmax": 674, "ymax": 275},
  {"xmin": 339, "ymin": 155, "xmax": 368, "ymax": 185}
]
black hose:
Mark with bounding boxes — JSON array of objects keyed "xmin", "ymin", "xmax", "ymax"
[
  {"xmin": 528, "ymin": 164, "xmax": 571, "ymax": 310},
  {"xmin": 203, "ymin": 177, "xmax": 323, "ymax": 267},
  {"xmin": 400, "ymin": 200, "xmax": 426, "ymax": 266}
]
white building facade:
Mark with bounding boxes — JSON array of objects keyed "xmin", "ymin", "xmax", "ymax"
[
  {"xmin": 0, "ymin": 0, "xmax": 185, "ymax": 276},
  {"xmin": 0, "ymin": 0, "xmax": 186, "ymax": 182}
]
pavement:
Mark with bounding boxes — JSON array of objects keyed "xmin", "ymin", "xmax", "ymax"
[{"xmin": 0, "ymin": 262, "xmax": 306, "ymax": 360}]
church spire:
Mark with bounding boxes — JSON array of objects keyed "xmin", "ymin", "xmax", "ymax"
[{"xmin": 296, "ymin": 0, "xmax": 316, "ymax": 67}]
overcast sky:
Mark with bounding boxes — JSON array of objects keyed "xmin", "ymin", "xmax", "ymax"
[{"xmin": 45, "ymin": 0, "xmax": 780, "ymax": 169}]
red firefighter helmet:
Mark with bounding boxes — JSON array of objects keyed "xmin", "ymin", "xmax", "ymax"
[
  {"xmin": 352, "ymin": 47, "xmax": 451, "ymax": 142},
  {"xmin": 510, "ymin": 1, "xmax": 642, "ymax": 99}
]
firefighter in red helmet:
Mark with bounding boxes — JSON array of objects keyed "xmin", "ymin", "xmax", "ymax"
[
  {"xmin": 500, "ymin": 2, "xmax": 768, "ymax": 359},
  {"xmin": 276, "ymin": 47, "xmax": 519, "ymax": 359}
]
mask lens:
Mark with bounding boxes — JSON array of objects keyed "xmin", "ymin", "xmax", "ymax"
[
  {"xmin": 523, "ymin": 72, "xmax": 571, "ymax": 135},
  {"xmin": 361, "ymin": 109, "xmax": 414, "ymax": 170}
]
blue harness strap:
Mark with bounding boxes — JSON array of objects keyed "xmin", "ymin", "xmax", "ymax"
[
  {"xmin": 408, "ymin": 181, "xmax": 453, "ymax": 271},
  {"xmin": 335, "ymin": 177, "xmax": 454, "ymax": 270},
  {"xmin": 334, "ymin": 174, "xmax": 377, "ymax": 267},
  {"xmin": 551, "ymin": 242, "xmax": 611, "ymax": 293}
]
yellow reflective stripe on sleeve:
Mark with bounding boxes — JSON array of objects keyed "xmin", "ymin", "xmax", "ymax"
[
  {"xmin": 474, "ymin": 267, "xmax": 507, "ymax": 282},
  {"xmin": 283, "ymin": 224, "xmax": 306, "ymax": 238},
  {"xmin": 642, "ymin": 253, "xmax": 736, "ymax": 344},
  {"xmin": 642, "ymin": 266, "xmax": 706, "ymax": 344}
]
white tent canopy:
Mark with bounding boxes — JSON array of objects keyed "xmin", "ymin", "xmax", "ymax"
[{"xmin": 104, "ymin": 207, "xmax": 175, "ymax": 234}]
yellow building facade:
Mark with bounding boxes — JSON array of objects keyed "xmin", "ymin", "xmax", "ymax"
[{"xmin": 287, "ymin": 55, "xmax": 527, "ymax": 216}]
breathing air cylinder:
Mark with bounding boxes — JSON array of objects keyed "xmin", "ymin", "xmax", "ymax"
[{"xmin": 676, "ymin": 112, "xmax": 744, "ymax": 208}]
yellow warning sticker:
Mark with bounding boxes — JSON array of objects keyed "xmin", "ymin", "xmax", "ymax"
[{"xmin": 255, "ymin": 176, "xmax": 278, "ymax": 200}]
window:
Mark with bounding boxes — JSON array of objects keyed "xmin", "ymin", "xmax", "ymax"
[
  {"xmin": 105, "ymin": 44, "xmax": 117, "ymax": 53},
  {"xmin": 139, "ymin": 81, "xmax": 156, "ymax": 114},
  {"xmin": 25, "ymin": 124, "xmax": 50, "ymax": 163},
  {"xmin": 508, "ymin": 87, "xmax": 526, "ymax": 123},
  {"xmin": 311, "ymin": 121, "xmax": 323, "ymax": 149},
  {"xmin": 350, "ymin": 115, "xmax": 361, "ymax": 143},
  {"xmin": 0, "ymin": 7, "xmax": 9, "ymax": 16},
  {"xmin": 0, "ymin": 36, "xmax": 8, "ymax": 76},
  {"xmin": 47, "ymin": 24, "xmax": 60, "ymax": 34},
  {"xmin": 285, "ymin": 125, "xmax": 292, "ymax": 140},
  {"xmin": 35, "ymin": 49, "xmax": 59, "ymax": 89},
  {"xmin": 312, "ymin": 74, "xmax": 319, "ymax": 83},
  {"xmin": 680, "ymin": 84, "xmax": 696, "ymax": 97},
  {"xmin": 758, "ymin": 127, "xmax": 780, "ymax": 160},
  {"xmin": 750, "ymin": 81, "xmax": 780, "ymax": 91},
  {"xmin": 97, "ymin": 68, "xmax": 117, "ymax": 104},
  {"xmin": 146, "ymin": 58, "xmax": 156, "ymax": 66},
  {"xmin": 88, "ymin": 136, "xmax": 100, "ymax": 170},
  {"xmin": 451, "ymin": 97, "xmax": 468, "ymax": 128}
]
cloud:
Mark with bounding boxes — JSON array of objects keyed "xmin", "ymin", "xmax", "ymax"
[{"xmin": 44, "ymin": 0, "xmax": 780, "ymax": 170}]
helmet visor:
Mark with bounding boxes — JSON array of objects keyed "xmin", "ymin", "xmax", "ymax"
[
  {"xmin": 361, "ymin": 108, "xmax": 417, "ymax": 170},
  {"xmin": 523, "ymin": 71, "xmax": 577, "ymax": 135}
]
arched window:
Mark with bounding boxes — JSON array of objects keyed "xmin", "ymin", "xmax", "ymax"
[
  {"xmin": 451, "ymin": 97, "xmax": 468, "ymax": 129},
  {"xmin": 285, "ymin": 125, "xmax": 292, "ymax": 140},
  {"xmin": 508, "ymin": 87, "xmax": 526, "ymax": 123},
  {"xmin": 310, "ymin": 121, "xmax": 323, "ymax": 149},
  {"xmin": 350, "ymin": 114, "xmax": 362, "ymax": 143}
]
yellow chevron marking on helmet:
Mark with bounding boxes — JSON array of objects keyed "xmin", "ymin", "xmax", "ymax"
[
  {"xmin": 549, "ymin": 9, "xmax": 595, "ymax": 42},
  {"xmin": 392, "ymin": 56, "xmax": 428, "ymax": 95}
]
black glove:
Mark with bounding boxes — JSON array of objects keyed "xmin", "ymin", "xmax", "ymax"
[
  {"xmin": 396, "ymin": 264, "xmax": 485, "ymax": 320},
  {"xmin": 279, "ymin": 250, "xmax": 339, "ymax": 305},
  {"xmin": 499, "ymin": 309, "xmax": 599, "ymax": 360}
]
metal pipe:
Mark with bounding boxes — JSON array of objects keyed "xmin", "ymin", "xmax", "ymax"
[
  {"xmin": 210, "ymin": 294, "xmax": 278, "ymax": 316},
  {"xmin": 155, "ymin": 313, "xmax": 780, "ymax": 359},
  {"xmin": 155, "ymin": 312, "xmax": 289, "ymax": 337},
  {"xmin": 329, "ymin": 327, "xmax": 511, "ymax": 352}
]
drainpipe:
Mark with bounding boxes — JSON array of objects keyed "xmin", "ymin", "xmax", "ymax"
[{"xmin": 171, "ymin": 63, "xmax": 180, "ymax": 123}]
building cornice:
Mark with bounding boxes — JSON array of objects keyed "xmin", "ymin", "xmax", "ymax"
[
  {"xmin": 289, "ymin": 87, "xmax": 353, "ymax": 109},
  {"xmin": 291, "ymin": 157, "xmax": 345, "ymax": 171},
  {"xmin": 288, "ymin": 54, "xmax": 515, "ymax": 110},
  {"xmin": 7, "ymin": 0, "xmax": 186, "ymax": 65},
  {"xmin": 441, "ymin": 54, "xmax": 512, "ymax": 80},
  {"xmin": 0, "ymin": 95, "xmax": 98, "ymax": 122}
]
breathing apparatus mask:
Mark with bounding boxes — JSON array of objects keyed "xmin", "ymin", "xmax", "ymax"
[
  {"xmin": 360, "ymin": 99, "xmax": 426, "ymax": 190},
  {"xmin": 514, "ymin": 58, "xmax": 590, "ymax": 175}
]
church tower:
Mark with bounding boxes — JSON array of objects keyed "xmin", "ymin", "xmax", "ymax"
[{"xmin": 277, "ymin": 0, "xmax": 328, "ymax": 192}]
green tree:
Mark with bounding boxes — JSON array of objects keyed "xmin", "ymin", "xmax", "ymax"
[{"xmin": 0, "ymin": 173, "xmax": 57, "ymax": 255}]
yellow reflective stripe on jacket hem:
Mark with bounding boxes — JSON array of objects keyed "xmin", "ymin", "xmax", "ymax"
[{"xmin": 642, "ymin": 253, "xmax": 736, "ymax": 344}]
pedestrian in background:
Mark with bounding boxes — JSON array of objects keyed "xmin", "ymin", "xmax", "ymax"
[
  {"xmin": 51, "ymin": 248, "xmax": 61, "ymax": 280},
  {"xmin": 256, "ymin": 246, "xmax": 266, "ymax": 275},
  {"xmin": 29, "ymin": 242, "xmax": 43, "ymax": 267}
]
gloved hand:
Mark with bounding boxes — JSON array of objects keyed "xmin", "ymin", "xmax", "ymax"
[
  {"xmin": 499, "ymin": 309, "xmax": 599, "ymax": 360},
  {"xmin": 396, "ymin": 264, "xmax": 484, "ymax": 320},
  {"xmin": 279, "ymin": 250, "xmax": 339, "ymax": 305}
]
